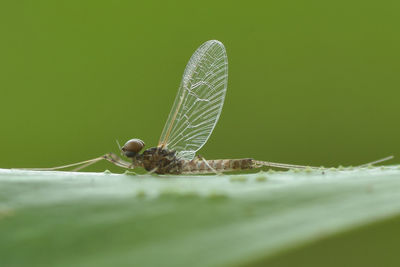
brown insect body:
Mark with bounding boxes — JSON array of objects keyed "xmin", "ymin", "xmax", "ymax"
[
  {"xmin": 136, "ymin": 147, "xmax": 183, "ymax": 174},
  {"xmin": 181, "ymin": 158, "xmax": 255, "ymax": 174},
  {"xmin": 128, "ymin": 146, "xmax": 256, "ymax": 174}
]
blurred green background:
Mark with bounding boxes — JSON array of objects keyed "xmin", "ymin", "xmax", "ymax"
[{"xmin": 0, "ymin": 0, "xmax": 399, "ymax": 172}]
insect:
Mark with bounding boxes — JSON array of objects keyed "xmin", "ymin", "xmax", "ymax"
[{"xmin": 31, "ymin": 40, "xmax": 392, "ymax": 174}]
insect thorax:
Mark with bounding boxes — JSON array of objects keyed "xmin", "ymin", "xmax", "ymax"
[{"xmin": 136, "ymin": 147, "xmax": 183, "ymax": 174}]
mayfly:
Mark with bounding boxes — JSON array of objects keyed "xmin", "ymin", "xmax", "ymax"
[{"xmin": 31, "ymin": 40, "xmax": 392, "ymax": 174}]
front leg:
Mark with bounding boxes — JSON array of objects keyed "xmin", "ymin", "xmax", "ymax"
[{"xmin": 102, "ymin": 153, "xmax": 135, "ymax": 169}]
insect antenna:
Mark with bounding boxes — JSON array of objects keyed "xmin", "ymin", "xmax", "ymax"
[{"xmin": 116, "ymin": 139, "xmax": 122, "ymax": 151}]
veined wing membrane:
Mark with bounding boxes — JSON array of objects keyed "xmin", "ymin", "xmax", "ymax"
[{"xmin": 158, "ymin": 40, "xmax": 228, "ymax": 160}]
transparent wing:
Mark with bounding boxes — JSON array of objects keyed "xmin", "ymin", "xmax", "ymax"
[{"xmin": 158, "ymin": 40, "xmax": 228, "ymax": 160}]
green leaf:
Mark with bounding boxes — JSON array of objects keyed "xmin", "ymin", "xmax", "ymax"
[{"xmin": 1, "ymin": 166, "xmax": 400, "ymax": 267}]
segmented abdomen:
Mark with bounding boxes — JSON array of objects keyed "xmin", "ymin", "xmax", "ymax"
[{"xmin": 181, "ymin": 158, "xmax": 254, "ymax": 174}]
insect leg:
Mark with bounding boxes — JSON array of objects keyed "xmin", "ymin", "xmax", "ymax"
[
  {"xmin": 101, "ymin": 153, "xmax": 134, "ymax": 169},
  {"xmin": 147, "ymin": 167, "xmax": 159, "ymax": 174},
  {"xmin": 15, "ymin": 157, "xmax": 106, "ymax": 171},
  {"xmin": 72, "ymin": 153, "xmax": 133, "ymax": 171},
  {"xmin": 16, "ymin": 153, "xmax": 134, "ymax": 172},
  {"xmin": 197, "ymin": 155, "xmax": 222, "ymax": 175}
]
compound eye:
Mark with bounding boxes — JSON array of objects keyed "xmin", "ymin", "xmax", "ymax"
[{"xmin": 122, "ymin": 138, "xmax": 145, "ymax": 157}]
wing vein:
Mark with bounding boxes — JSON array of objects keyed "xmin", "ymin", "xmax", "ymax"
[{"xmin": 157, "ymin": 40, "xmax": 228, "ymax": 160}]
